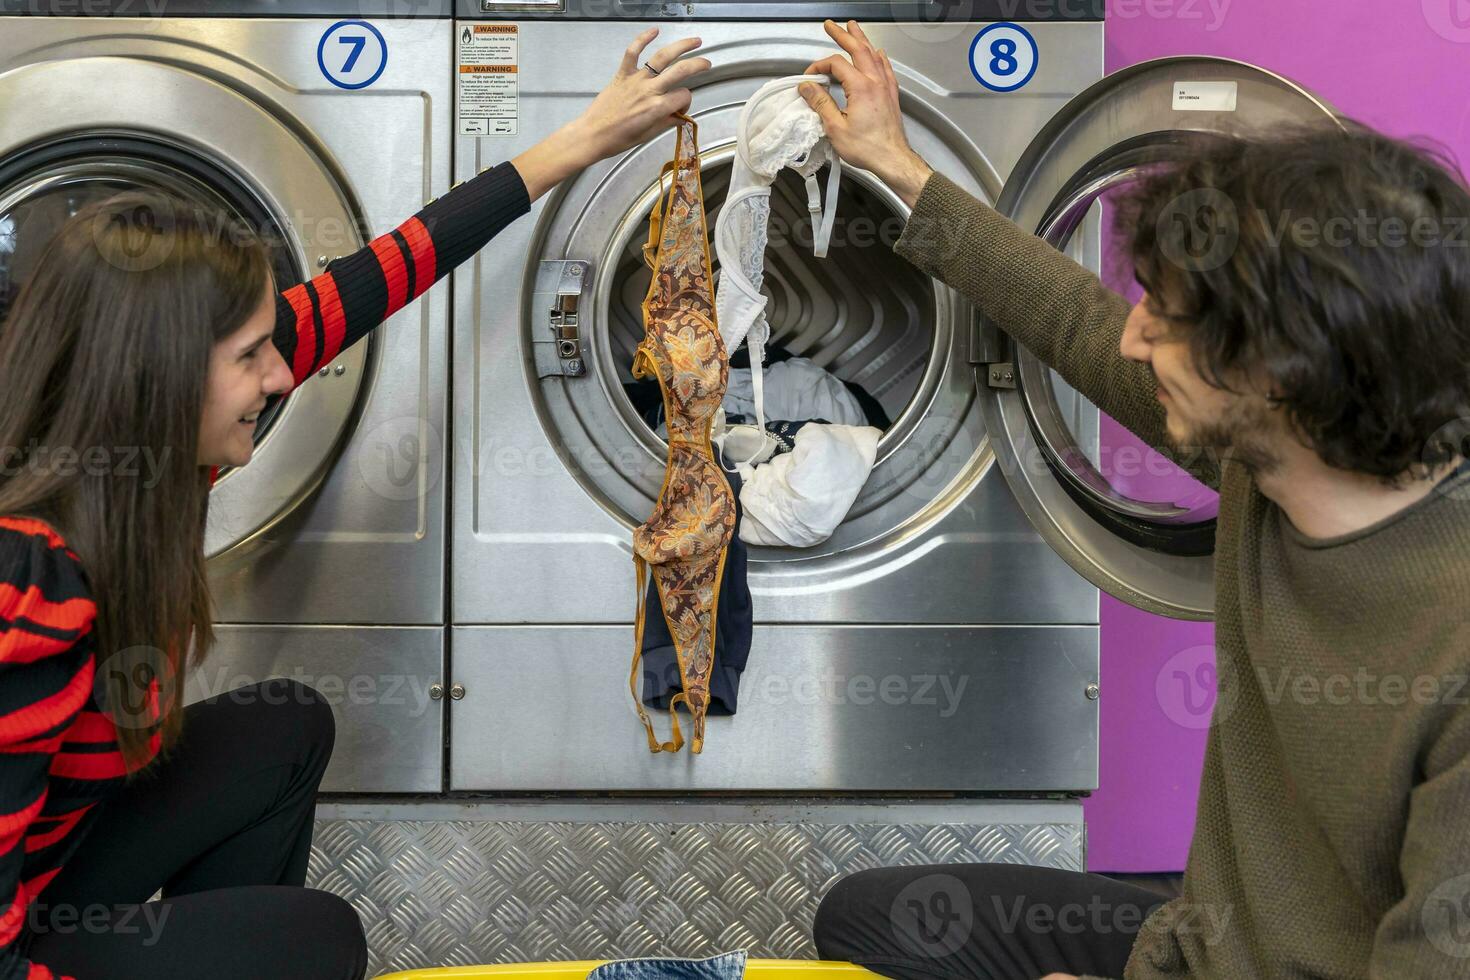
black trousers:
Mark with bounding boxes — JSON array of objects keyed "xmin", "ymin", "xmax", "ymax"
[
  {"xmin": 814, "ymin": 863, "xmax": 1170, "ymax": 980},
  {"xmin": 22, "ymin": 679, "xmax": 368, "ymax": 980}
]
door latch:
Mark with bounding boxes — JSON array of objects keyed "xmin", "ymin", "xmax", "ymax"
[{"xmin": 534, "ymin": 259, "xmax": 590, "ymax": 379}]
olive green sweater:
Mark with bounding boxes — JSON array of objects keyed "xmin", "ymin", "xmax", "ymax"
[{"xmin": 894, "ymin": 171, "xmax": 1470, "ymax": 979}]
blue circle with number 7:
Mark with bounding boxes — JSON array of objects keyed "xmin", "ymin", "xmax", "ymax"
[
  {"xmin": 317, "ymin": 20, "xmax": 388, "ymax": 91},
  {"xmin": 968, "ymin": 22, "xmax": 1038, "ymax": 93}
]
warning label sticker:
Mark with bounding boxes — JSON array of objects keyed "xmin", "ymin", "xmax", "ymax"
[{"xmin": 458, "ymin": 24, "xmax": 518, "ymax": 137}]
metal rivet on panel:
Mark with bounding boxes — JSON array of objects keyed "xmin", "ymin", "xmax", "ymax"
[
  {"xmin": 1085, "ymin": 683, "xmax": 1100, "ymax": 701},
  {"xmin": 428, "ymin": 684, "xmax": 445, "ymax": 701},
  {"xmin": 450, "ymin": 684, "xmax": 466, "ymax": 700}
]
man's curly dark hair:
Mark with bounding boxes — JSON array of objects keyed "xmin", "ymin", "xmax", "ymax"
[{"xmin": 1115, "ymin": 118, "xmax": 1470, "ymax": 483}]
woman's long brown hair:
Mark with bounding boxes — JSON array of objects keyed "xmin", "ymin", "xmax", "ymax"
[{"xmin": 0, "ymin": 191, "xmax": 270, "ymax": 773}]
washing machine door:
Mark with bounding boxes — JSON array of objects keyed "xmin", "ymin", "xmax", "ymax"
[
  {"xmin": 0, "ymin": 55, "xmax": 367, "ymax": 559},
  {"xmin": 982, "ymin": 57, "xmax": 1337, "ymax": 620}
]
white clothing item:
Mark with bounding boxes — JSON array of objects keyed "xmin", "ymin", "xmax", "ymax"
[
  {"xmin": 709, "ymin": 407, "xmax": 778, "ymax": 467},
  {"xmin": 724, "ymin": 358, "xmax": 867, "ymax": 429},
  {"xmin": 713, "ymin": 74, "xmax": 841, "ymax": 463},
  {"xmin": 735, "ymin": 424, "xmax": 881, "ymax": 548}
]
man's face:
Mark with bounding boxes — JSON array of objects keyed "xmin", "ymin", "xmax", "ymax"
[{"xmin": 1119, "ymin": 292, "xmax": 1282, "ymax": 471}]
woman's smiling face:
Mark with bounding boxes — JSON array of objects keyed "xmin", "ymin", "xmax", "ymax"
[{"xmin": 197, "ymin": 279, "xmax": 293, "ymax": 468}]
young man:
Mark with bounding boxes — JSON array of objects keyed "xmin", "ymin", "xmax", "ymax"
[{"xmin": 798, "ymin": 19, "xmax": 1470, "ymax": 980}]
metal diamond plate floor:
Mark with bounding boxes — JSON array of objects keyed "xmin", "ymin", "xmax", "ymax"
[{"xmin": 306, "ymin": 802, "xmax": 1083, "ymax": 978}]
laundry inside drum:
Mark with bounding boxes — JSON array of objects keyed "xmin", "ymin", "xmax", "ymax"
[{"xmin": 611, "ymin": 161, "xmax": 937, "ymax": 439}]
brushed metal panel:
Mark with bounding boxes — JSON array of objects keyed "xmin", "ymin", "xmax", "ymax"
[
  {"xmin": 200, "ymin": 20, "xmax": 454, "ymax": 625},
  {"xmin": 0, "ymin": 19, "xmax": 453, "ymax": 625},
  {"xmin": 449, "ymin": 626, "xmax": 1098, "ymax": 792},
  {"xmin": 452, "ymin": 21, "xmax": 1105, "ymax": 628},
  {"xmin": 306, "ymin": 800, "xmax": 1084, "ymax": 976},
  {"xmin": 192, "ymin": 625, "xmax": 444, "ymax": 793}
]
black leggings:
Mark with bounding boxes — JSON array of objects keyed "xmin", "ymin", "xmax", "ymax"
[
  {"xmin": 22, "ymin": 679, "xmax": 368, "ymax": 979},
  {"xmin": 814, "ymin": 863, "xmax": 1169, "ymax": 980}
]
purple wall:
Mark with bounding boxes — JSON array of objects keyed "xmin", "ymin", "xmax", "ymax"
[{"xmin": 1084, "ymin": 0, "xmax": 1470, "ymax": 871}]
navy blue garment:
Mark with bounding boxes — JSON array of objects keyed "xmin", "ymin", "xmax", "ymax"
[
  {"xmin": 587, "ymin": 950, "xmax": 747, "ymax": 980},
  {"xmin": 722, "ymin": 415, "xmax": 830, "ymax": 457},
  {"xmin": 639, "ymin": 466, "xmax": 753, "ymax": 716}
]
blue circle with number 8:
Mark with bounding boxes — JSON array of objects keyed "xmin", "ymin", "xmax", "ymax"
[
  {"xmin": 317, "ymin": 20, "xmax": 388, "ymax": 91},
  {"xmin": 968, "ymin": 23, "xmax": 1038, "ymax": 93}
]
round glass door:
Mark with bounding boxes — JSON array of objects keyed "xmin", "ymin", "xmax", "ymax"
[
  {"xmin": 0, "ymin": 139, "xmax": 302, "ymax": 443},
  {"xmin": 983, "ymin": 56, "xmax": 1339, "ymax": 619},
  {"xmin": 0, "ymin": 55, "xmax": 370, "ymax": 561},
  {"xmin": 1017, "ymin": 149, "xmax": 1222, "ymax": 559}
]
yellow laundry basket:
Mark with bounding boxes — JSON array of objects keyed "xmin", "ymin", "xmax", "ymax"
[{"xmin": 375, "ymin": 960, "xmax": 884, "ymax": 980}]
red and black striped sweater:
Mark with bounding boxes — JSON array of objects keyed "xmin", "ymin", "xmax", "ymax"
[{"xmin": 0, "ymin": 161, "xmax": 530, "ymax": 979}]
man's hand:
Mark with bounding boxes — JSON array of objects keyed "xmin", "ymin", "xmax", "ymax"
[{"xmin": 799, "ymin": 19, "xmax": 934, "ymax": 208}]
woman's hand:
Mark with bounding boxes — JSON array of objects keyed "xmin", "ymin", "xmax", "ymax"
[
  {"xmin": 799, "ymin": 19, "xmax": 934, "ymax": 208},
  {"xmin": 512, "ymin": 29, "xmax": 711, "ymax": 202},
  {"xmin": 575, "ymin": 29, "xmax": 712, "ymax": 160}
]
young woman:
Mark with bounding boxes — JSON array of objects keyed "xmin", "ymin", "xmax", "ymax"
[{"xmin": 0, "ymin": 30, "xmax": 709, "ymax": 979}]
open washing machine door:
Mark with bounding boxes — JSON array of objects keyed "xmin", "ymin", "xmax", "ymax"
[
  {"xmin": 0, "ymin": 56, "xmax": 368, "ymax": 560},
  {"xmin": 978, "ymin": 57, "xmax": 1338, "ymax": 621}
]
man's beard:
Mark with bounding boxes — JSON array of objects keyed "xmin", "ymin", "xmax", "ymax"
[{"xmin": 1166, "ymin": 392, "xmax": 1282, "ymax": 476}]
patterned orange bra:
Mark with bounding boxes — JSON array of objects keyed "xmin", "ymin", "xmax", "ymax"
[{"xmin": 629, "ymin": 113, "xmax": 736, "ymax": 755}]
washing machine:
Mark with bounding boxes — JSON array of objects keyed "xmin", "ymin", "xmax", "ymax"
[
  {"xmin": 447, "ymin": 1, "xmax": 1336, "ymax": 792},
  {"xmin": 0, "ymin": 2, "xmax": 456, "ymax": 792}
]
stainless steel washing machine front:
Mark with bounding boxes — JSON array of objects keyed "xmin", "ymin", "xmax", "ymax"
[
  {"xmin": 452, "ymin": 16, "xmax": 1105, "ymax": 632},
  {"xmin": 449, "ymin": 11, "xmax": 1105, "ymax": 792},
  {"xmin": 0, "ymin": 5, "xmax": 455, "ymax": 791}
]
